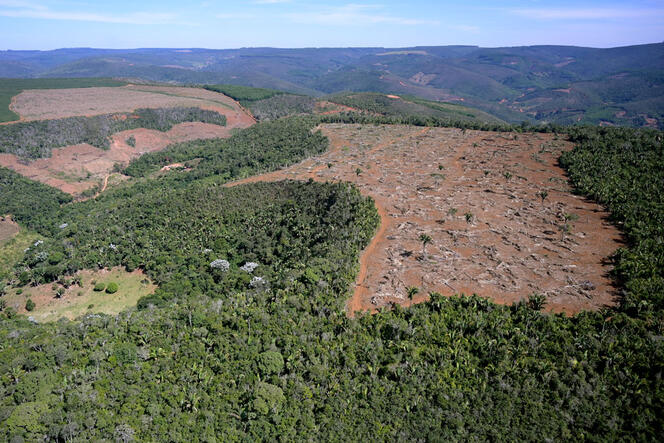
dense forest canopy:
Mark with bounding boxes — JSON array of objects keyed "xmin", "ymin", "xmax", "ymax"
[
  {"xmin": 0, "ymin": 115, "xmax": 662, "ymax": 440},
  {"xmin": 123, "ymin": 117, "xmax": 328, "ymax": 180}
]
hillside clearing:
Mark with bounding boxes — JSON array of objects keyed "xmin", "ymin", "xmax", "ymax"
[
  {"xmin": 228, "ymin": 124, "xmax": 623, "ymax": 315},
  {"xmin": 0, "ymin": 78, "xmax": 127, "ymax": 123},
  {"xmin": 10, "ymin": 85, "xmax": 251, "ymax": 122},
  {"xmin": 0, "ymin": 85, "xmax": 255, "ymax": 196},
  {"xmin": 3, "ymin": 267, "xmax": 156, "ymax": 322}
]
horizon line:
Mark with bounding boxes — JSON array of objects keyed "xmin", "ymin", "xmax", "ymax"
[{"xmin": 1, "ymin": 41, "xmax": 662, "ymax": 52}]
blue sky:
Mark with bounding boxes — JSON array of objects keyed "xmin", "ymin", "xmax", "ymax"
[{"xmin": 0, "ymin": 0, "xmax": 662, "ymax": 49}]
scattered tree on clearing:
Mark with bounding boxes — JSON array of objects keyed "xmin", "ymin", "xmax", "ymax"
[{"xmin": 419, "ymin": 234, "xmax": 432, "ymax": 260}]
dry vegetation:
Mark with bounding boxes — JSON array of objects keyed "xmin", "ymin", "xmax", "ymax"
[{"xmin": 229, "ymin": 123, "xmax": 623, "ymax": 315}]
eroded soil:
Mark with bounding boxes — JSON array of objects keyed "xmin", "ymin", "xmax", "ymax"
[{"xmin": 228, "ymin": 124, "xmax": 622, "ymax": 315}]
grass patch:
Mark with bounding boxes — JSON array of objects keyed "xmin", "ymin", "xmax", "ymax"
[
  {"xmin": 3, "ymin": 267, "xmax": 155, "ymax": 322},
  {"xmin": 0, "ymin": 227, "xmax": 40, "ymax": 280}
]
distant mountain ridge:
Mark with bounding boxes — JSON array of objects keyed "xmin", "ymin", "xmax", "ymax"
[{"xmin": 1, "ymin": 44, "xmax": 662, "ymax": 128}]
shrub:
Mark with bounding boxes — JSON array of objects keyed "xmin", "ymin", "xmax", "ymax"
[
  {"xmin": 93, "ymin": 282, "xmax": 105, "ymax": 292},
  {"xmin": 25, "ymin": 298, "xmax": 35, "ymax": 311},
  {"xmin": 106, "ymin": 282, "xmax": 119, "ymax": 294},
  {"xmin": 258, "ymin": 351, "xmax": 284, "ymax": 375},
  {"xmin": 253, "ymin": 382, "xmax": 285, "ymax": 415}
]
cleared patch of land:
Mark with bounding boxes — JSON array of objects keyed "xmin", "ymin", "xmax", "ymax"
[
  {"xmin": 11, "ymin": 85, "xmax": 245, "ymax": 121},
  {"xmin": 0, "ymin": 85, "xmax": 255, "ymax": 195},
  {"xmin": 228, "ymin": 124, "xmax": 623, "ymax": 315},
  {"xmin": 3, "ymin": 267, "xmax": 156, "ymax": 322},
  {"xmin": 0, "ymin": 78, "xmax": 127, "ymax": 123}
]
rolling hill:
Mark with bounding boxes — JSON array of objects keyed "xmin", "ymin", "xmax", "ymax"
[{"xmin": 1, "ymin": 43, "xmax": 662, "ymax": 128}]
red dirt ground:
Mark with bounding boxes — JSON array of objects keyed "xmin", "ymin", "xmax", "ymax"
[{"xmin": 227, "ymin": 124, "xmax": 623, "ymax": 316}]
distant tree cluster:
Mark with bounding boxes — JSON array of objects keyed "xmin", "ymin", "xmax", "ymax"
[
  {"xmin": 319, "ymin": 112, "xmax": 564, "ymax": 133},
  {"xmin": 204, "ymin": 84, "xmax": 286, "ymax": 106},
  {"xmin": 0, "ymin": 107, "xmax": 227, "ymax": 159},
  {"xmin": 249, "ymin": 95, "xmax": 317, "ymax": 121},
  {"xmin": 124, "ymin": 116, "xmax": 327, "ymax": 179},
  {"xmin": 0, "ymin": 167, "xmax": 72, "ymax": 230},
  {"xmin": 325, "ymin": 92, "xmax": 493, "ymax": 123}
]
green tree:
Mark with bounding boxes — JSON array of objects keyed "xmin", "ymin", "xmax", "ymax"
[
  {"xmin": 537, "ymin": 190, "xmax": 548, "ymax": 203},
  {"xmin": 419, "ymin": 233, "xmax": 432, "ymax": 259}
]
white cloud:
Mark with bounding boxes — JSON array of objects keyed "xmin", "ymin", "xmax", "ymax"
[
  {"xmin": 0, "ymin": 1, "xmax": 186, "ymax": 25},
  {"xmin": 512, "ymin": 8, "xmax": 664, "ymax": 20},
  {"xmin": 285, "ymin": 4, "xmax": 437, "ymax": 26}
]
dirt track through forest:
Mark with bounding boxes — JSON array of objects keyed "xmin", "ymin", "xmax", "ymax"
[{"xmin": 227, "ymin": 124, "xmax": 623, "ymax": 316}]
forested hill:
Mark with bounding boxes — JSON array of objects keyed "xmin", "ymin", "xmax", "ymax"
[{"xmin": 0, "ymin": 43, "xmax": 662, "ymax": 128}]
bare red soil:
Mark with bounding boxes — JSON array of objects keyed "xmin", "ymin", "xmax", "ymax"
[{"xmin": 228, "ymin": 124, "xmax": 622, "ymax": 316}]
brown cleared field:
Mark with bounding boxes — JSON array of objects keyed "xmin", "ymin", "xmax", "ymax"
[
  {"xmin": 3, "ymin": 267, "xmax": 156, "ymax": 322},
  {"xmin": 0, "ymin": 85, "xmax": 255, "ymax": 196},
  {"xmin": 11, "ymin": 85, "xmax": 248, "ymax": 123},
  {"xmin": 228, "ymin": 124, "xmax": 622, "ymax": 315}
]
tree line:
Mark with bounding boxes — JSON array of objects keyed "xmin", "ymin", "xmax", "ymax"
[{"xmin": 0, "ymin": 107, "xmax": 227, "ymax": 159}]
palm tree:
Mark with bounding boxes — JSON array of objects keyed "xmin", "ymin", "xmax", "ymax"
[
  {"xmin": 419, "ymin": 234, "xmax": 432, "ymax": 259},
  {"xmin": 537, "ymin": 190, "xmax": 548, "ymax": 204},
  {"xmin": 406, "ymin": 286, "xmax": 419, "ymax": 301}
]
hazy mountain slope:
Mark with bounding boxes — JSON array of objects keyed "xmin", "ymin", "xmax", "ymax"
[{"xmin": 1, "ymin": 44, "xmax": 662, "ymax": 127}]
